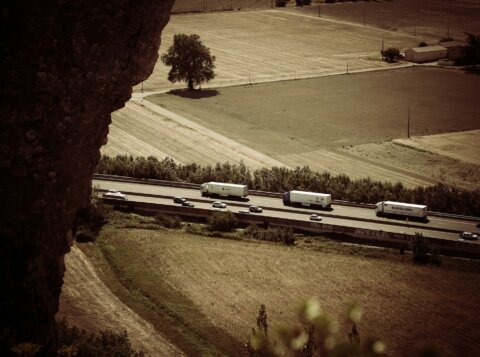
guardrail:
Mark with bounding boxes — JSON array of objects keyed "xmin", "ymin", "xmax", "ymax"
[
  {"xmin": 101, "ymin": 198, "xmax": 480, "ymax": 259},
  {"xmin": 93, "ymin": 174, "xmax": 480, "ymax": 222}
]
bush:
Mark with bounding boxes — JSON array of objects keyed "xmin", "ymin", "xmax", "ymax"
[
  {"xmin": 56, "ymin": 319, "xmax": 144, "ymax": 356},
  {"xmin": 418, "ymin": 41, "xmax": 428, "ymax": 47},
  {"xmin": 410, "ymin": 233, "xmax": 431, "ymax": 265},
  {"xmin": 154, "ymin": 213, "xmax": 182, "ymax": 229},
  {"xmin": 381, "ymin": 47, "xmax": 401, "ymax": 62},
  {"xmin": 244, "ymin": 225, "xmax": 295, "ymax": 246},
  {"xmin": 96, "ymin": 155, "xmax": 480, "ymax": 217},
  {"xmin": 276, "ymin": 0, "xmax": 288, "ymax": 7},
  {"xmin": 207, "ymin": 211, "xmax": 238, "ymax": 232},
  {"xmin": 75, "ymin": 195, "xmax": 109, "ymax": 242}
]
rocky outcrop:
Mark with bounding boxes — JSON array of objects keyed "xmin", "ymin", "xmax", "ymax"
[{"xmin": 0, "ymin": 0, "xmax": 175, "ymax": 353}]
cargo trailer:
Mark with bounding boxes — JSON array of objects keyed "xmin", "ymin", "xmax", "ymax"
[
  {"xmin": 283, "ymin": 190, "xmax": 332, "ymax": 209},
  {"xmin": 201, "ymin": 182, "xmax": 248, "ymax": 198},
  {"xmin": 375, "ymin": 201, "xmax": 427, "ymax": 219}
]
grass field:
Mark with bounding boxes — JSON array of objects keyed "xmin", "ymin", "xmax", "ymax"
[
  {"xmin": 74, "ymin": 213, "xmax": 480, "ymax": 356},
  {"xmin": 145, "ymin": 67, "xmax": 480, "ymax": 188}
]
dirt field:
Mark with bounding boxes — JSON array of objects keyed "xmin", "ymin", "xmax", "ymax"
[
  {"xmin": 143, "ymin": 67, "xmax": 480, "ymax": 188},
  {"xmin": 172, "ymin": 0, "xmax": 272, "ymax": 14},
  {"xmin": 102, "ymin": 6, "xmax": 480, "ymax": 189},
  {"xmin": 133, "ymin": 7, "xmax": 418, "ymax": 93},
  {"xmin": 299, "ymin": 0, "xmax": 480, "ymax": 41},
  {"xmin": 341, "ymin": 130, "xmax": 480, "ymax": 190},
  {"xmin": 87, "ymin": 219, "xmax": 480, "ymax": 356},
  {"xmin": 57, "ymin": 245, "xmax": 184, "ymax": 356}
]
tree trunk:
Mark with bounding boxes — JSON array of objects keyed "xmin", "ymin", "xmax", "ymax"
[{"xmin": 188, "ymin": 77, "xmax": 194, "ymax": 90}]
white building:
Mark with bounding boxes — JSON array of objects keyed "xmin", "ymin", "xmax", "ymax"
[{"xmin": 404, "ymin": 45, "xmax": 448, "ymax": 63}]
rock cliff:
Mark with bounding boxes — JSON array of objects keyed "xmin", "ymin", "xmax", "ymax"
[{"xmin": 0, "ymin": 0, "xmax": 174, "ymax": 352}]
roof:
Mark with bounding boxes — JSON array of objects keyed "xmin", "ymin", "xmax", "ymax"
[{"xmin": 408, "ymin": 45, "xmax": 447, "ymax": 53}]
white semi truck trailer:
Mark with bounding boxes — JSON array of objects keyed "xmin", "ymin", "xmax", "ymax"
[
  {"xmin": 283, "ymin": 190, "xmax": 332, "ymax": 209},
  {"xmin": 375, "ymin": 201, "xmax": 427, "ymax": 219},
  {"xmin": 200, "ymin": 182, "xmax": 248, "ymax": 198}
]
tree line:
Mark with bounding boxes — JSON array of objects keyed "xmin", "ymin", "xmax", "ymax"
[{"xmin": 96, "ymin": 155, "xmax": 480, "ymax": 216}]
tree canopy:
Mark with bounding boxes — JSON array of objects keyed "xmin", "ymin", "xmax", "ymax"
[
  {"xmin": 381, "ymin": 47, "xmax": 401, "ymax": 63},
  {"xmin": 161, "ymin": 33, "xmax": 216, "ymax": 90},
  {"xmin": 464, "ymin": 32, "xmax": 480, "ymax": 69}
]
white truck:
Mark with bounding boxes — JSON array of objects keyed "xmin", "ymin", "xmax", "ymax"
[
  {"xmin": 283, "ymin": 190, "xmax": 332, "ymax": 209},
  {"xmin": 375, "ymin": 201, "xmax": 427, "ymax": 219},
  {"xmin": 200, "ymin": 182, "xmax": 248, "ymax": 198}
]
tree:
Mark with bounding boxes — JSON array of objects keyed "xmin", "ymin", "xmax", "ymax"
[
  {"xmin": 463, "ymin": 32, "xmax": 480, "ymax": 70},
  {"xmin": 381, "ymin": 47, "xmax": 401, "ymax": 63},
  {"xmin": 161, "ymin": 34, "xmax": 216, "ymax": 90}
]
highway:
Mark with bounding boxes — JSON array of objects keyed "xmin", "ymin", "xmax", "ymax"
[{"xmin": 92, "ymin": 178, "xmax": 480, "ymax": 244}]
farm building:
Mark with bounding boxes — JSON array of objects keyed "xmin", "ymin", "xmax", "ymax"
[
  {"xmin": 404, "ymin": 45, "xmax": 448, "ymax": 63},
  {"xmin": 441, "ymin": 41, "xmax": 465, "ymax": 60}
]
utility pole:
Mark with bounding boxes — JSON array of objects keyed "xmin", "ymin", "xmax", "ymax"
[
  {"xmin": 407, "ymin": 105, "xmax": 411, "ymax": 138},
  {"xmin": 363, "ymin": 12, "xmax": 366, "ymax": 26},
  {"xmin": 318, "ymin": 3, "xmax": 321, "ymax": 17},
  {"xmin": 346, "ymin": 59, "xmax": 349, "ymax": 74},
  {"xmin": 141, "ymin": 81, "xmax": 144, "ymax": 93}
]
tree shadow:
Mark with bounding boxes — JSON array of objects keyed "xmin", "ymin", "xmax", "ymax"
[{"xmin": 168, "ymin": 88, "xmax": 219, "ymax": 99}]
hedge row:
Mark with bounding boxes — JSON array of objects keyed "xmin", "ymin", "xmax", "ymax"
[{"xmin": 96, "ymin": 155, "xmax": 480, "ymax": 216}]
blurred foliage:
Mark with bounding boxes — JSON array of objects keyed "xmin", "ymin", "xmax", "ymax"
[
  {"xmin": 246, "ymin": 299, "xmax": 388, "ymax": 357},
  {"xmin": 97, "ymin": 155, "xmax": 480, "ymax": 216}
]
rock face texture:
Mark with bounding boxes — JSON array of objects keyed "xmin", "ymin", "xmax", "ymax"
[{"xmin": 0, "ymin": 0, "xmax": 174, "ymax": 352}]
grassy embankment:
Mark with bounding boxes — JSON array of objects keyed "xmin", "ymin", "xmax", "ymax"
[{"xmin": 79, "ymin": 210, "xmax": 480, "ymax": 356}]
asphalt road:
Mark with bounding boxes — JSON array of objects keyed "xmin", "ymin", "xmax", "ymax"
[{"xmin": 93, "ymin": 179, "xmax": 480, "ymax": 244}]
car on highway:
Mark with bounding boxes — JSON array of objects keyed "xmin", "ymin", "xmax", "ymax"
[
  {"xmin": 212, "ymin": 201, "xmax": 227, "ymax": 209},
  {"xmin": 182, "ymin": 201, "xmax": 195, "ymax": 208},
  {"xmin": 309, "ymin": 214, "xmax": 322, "ymax": 221},
  {"xmin": 102, "ymin": 190, "xmax": 128, "ymax": 200},
  {"xmin": 459, "ymin": 232, "xmax": 478, "ymax": 240},
  {"xmin": 249, "ymin": 205, "xmax": 263, "ymax": 213},
  {"xmin": 238, "ymin": 209, "xmax": 250, "ymax": 214},
  {"xmin": 173, "ymin": 197, "xmax": 186, "ymax": 204}
]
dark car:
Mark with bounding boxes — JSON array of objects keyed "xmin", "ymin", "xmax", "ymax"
[
  {"xmin": 182, "ymin": 201, "xmax": 194, "ymax": 207},
  {"xmin": 173, "ymin": 197, "xmax": 186, "ymax": 204}
]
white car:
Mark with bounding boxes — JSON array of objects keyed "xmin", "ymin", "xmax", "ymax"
[
  {"xmin": 212, "ymin": 201, "xmax": 227, "ymax": 209},
  {"xmin": 309, "ymin": 214, "xmax": 322, "ymax": 221},
  {"xmin": 459, "ymin": 232, "xmax": 478, "ymax": 240},
  {"xmin": 238, "ymin": 209, "xmax": 250, "ymax": 214},
  {"xmin": 103, "ymin": 189, "xmax": 128, "ymax": 200}
]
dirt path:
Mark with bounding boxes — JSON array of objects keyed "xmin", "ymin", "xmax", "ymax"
[
  {"xmin": 58, "ymin": 245, "xmax": 184, "ymax": 356},
  {"xmin": 102, "ymin": 98, "xmax": 286, "ymax": 169}
]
